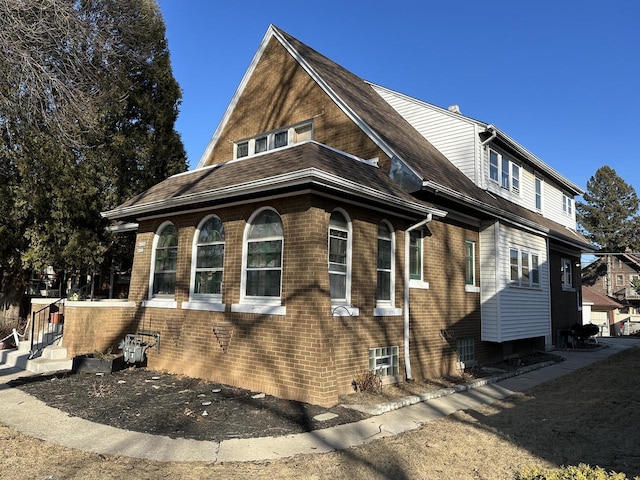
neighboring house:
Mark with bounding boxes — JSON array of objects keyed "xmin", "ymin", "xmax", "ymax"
[
  {"xmin": 51, "ymin": 25, "xmax": 591, "ymax": 407},
  {"xmin": 582, "ymin": 254, "xmax": 640, "ymax": 314},
  {"xmin": 581, "ymin": 285, "xmax": 623, "ymax": 336}
]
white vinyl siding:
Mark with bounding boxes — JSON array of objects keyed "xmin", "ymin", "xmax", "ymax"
[
  {"xmin": 480, "ymin": 221, "xmax": 550, "ymax": 342},
  {"xmin": 372, "ymin": 85, "xmax": 478, "ymax": 182}
]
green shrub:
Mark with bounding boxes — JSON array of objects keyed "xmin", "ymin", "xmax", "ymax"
[{"xmin": 515, "ymin": 464, "xmax": 639, "ymax": 480}]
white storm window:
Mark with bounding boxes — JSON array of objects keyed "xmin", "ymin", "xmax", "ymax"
[
  {"xmin": 151, "ymin": 222, "xmax": 178, "ymax": 297},
  {"xmin": 192, "ymin": 216, "xmax": 225, "ymax": 299},
  {"xmin": 329, "ymin": 210, "xmax": 351, "ymax": 305},
  {"xmin": 510, "ymin": 247, "xmax": 541, "ymax": 288},
  {"xmin": 488, "ymin": 149, "xmax": 520, "ymax": 195},
  {"xmin": 562, "ymin": 193, "xmax": 573, "ymax": 216},
  {"xmin": 376, "ymin": 222, "xmax": 393, "ymax": 305},
  {"xmin": 243, "ymin": 209, "xmax": 284, "ymax": 301},
  {"xmin": 535, "ymin": 176, "xmax": 543, "ymax": 211},
  {"xmin": 465, "ymin": 241, "xmax": 475, "ymax": 285},
  {"xmin": 561, "ymin": 258, "xmax": 573, "ymax": 289}
]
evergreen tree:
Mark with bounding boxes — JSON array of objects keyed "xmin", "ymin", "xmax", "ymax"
[
  {"xmin": 576, "ymin": 165, "xmax": 640, "ymax": 252},
  {"xmin": 0, "ymin": 0, "xmax": 186, "ymax": 314}
]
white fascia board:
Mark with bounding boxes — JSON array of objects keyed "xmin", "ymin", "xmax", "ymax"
[
  {"xmin": 371, "ymin": 81, "xmax": 583, "ymax": 196},
  {"xmin": 103, "ymin": 168, "xmax": 444, "ymax": 221},
  {"xmin": 423, "ymin": 180, "xmax": 591, "ymax": 251},
  {"xmin": 491, "ymin": 128, "xmax": 583, "ymax": 196}
]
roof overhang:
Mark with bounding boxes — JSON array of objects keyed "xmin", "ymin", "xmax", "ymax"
[{"xmin": 103, "ymin": 168, "xmax": 446, "ymax": 223}]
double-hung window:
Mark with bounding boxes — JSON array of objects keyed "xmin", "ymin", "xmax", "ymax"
[
  {"xmin": 329, "ymin": 210, "xmax": 351, "ymax": 306},
  {"xmin": 510, "ymin": 247, "xmax": 540, "ymax": 288},
  {"xmin": 409, "ymin": 230, "xmax": 422, "ymax": 281},
  {"xmin": 151, "ymin": 222, "xmax": 178, "ymax": 298},
  {"xmin": 193, "ymin": 216, "xmax": 225, "ymax": 298},
  {"xmin": 561, "ymin": 258, "xmax": 573, "ymax": 290},
  {"xmin": 535, "ymin": 176, "xmax": 543, "ymax": 211},
  {"xmin": 465, "ymin": 241, "xmax": 480, "ymax": 292},
  {"xmin": 562, "ymin": 193, "xmax": 573, "ymax": 216},
  {"xmin": 488, "ymin": 149, "xmax": 520, "ymax": 195},
  {"xmin": 244, "ymin": 209, "xmax": 283, "ymax": 301},
  {"xmin": 376, "ymin": 221, "xmax": 394, "ymax": 305}
]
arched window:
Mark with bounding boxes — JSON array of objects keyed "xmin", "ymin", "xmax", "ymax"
[
  {"xmin": 328, "ymin": 210, "xmax": 351, "ymax": 305},
  {"xmin": 377, "ymin": 221, "xmax": 394, "ymax": 305},
  {"xmin": 152, "ymin": 222, "xmax": 178, "ymax": 297},
  {"xmin": 192, "ymin": 216, "xmax": 225, "ymax": 299},
  {"xmin": 243, "ymin": 208, "xmax": 283, "ymax": 301}
]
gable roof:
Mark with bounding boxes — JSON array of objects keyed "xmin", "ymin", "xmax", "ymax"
[
  {"xmin": 582, "ymin": 285, "xmax": 623, "ymax": 309},
  {"xmin": 103, "ymin": 141, "xmax": 445, "ymax": 222},
  {"xmin": 108, "ymin": 25, "xmax": 592, "ymax": 251}
]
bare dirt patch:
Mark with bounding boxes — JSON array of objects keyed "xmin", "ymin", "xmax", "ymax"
[{"xmin": 2, "ymin": 345, "xmax": 639, "ymax": 480}]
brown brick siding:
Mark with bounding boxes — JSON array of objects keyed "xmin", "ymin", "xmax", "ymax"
[
  {"xmin": 205, "ymin": 37, "xmax": 391, "ymax": 173},
  {"xmin": 49, "ymin": 196, "xmax": 499, "ymax": 406}
]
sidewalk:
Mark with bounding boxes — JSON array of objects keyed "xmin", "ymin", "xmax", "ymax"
[{"xmin": 1, "ymin": 337, "xmax": 638, "ymax": 463}]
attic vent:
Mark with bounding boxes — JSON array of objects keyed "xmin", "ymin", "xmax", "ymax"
[{"xmin": 448, "ymin": 105, "xmax": 461, "ymax": 114}]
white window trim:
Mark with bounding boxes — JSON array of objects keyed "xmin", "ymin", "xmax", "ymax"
[
  {"xmin": 464, "ymin": 240, "xmax": 480, "ymax": 293},
  {"xmin": 561, "ymin": 257, "xmax": 575, "ymax": 291},
  {"xmin": 488, "ymin": 148, "xmax": 520, "ymax": 195},
  {"xmin": 189, "ymin": 215, "xmax": 225, "ymax": 305},
  {"xmin": 562, "ymin": 193, "xmax": 574, "ymax": 216},
  {"xmin": 535, "ymin": 176, "xmax": 544, "ymax": 212},
  {"xmin": 509, "ymin": 246, "xmax": 541, "ymax": 289},
  {"xmin": 233, "ymin": 207, "xmax": 286, "ymax": 314},
  {"xmin": 375, "ymin": 220, "xmax": 399, "ymax": 314},
  {"xmin": 234, "ymin": 121, "xmax": 313, "ymax": 159},
  {"xmin": 409, "ymin": 230, "xmax": 429, "ymax": 289},
  {"xmin": 148, "ymin": 221, "xmax": 177, "ymax": 301},
  {"xmin": 329, "ymin": 208, "xmax": 354, "ymax": 311}
]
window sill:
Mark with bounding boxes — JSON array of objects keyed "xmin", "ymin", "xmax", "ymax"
[
  {"xmin": 409, "ymin": 280, "xmax": 429, "ymax": 290},
  {"xmin": 331, "ymin": 305, "xmax": 359, "ymax": 317},
  {"xmin": 142, "ymin": 299, "xmax": 177, "ymax": 309},
  {"xmin": 232, "ymin": 303, "xmax": 286, "ymax": 316},
  {"xmin": 374, "ymin": 307, "xmax": 402, "ymax": 317},
  {"xmin": 182, "ymin": 300, "xmax": 225, "ymax": 312},
  {"xmin": 465, "ymin": 285, "xmax": 480, "ymax": 293},
  {"xmin": 562, "ymin": 286, "xmax": 576, "ymax": 292}
]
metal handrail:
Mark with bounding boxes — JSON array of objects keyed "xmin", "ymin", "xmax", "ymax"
[{"xmin": 30, "ymin": 298, "xmax": 65, "ymax": 358}]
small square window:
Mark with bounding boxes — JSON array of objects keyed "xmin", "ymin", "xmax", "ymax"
[
  {"xmin": 255, "ymin": 136, "xmax": 268, "ymax": 153},
  {"xmin": 236, "ymin": 142, "xmax": 248, "ymax": 158},
  {"xmin": 274, "ymin": 131, "xmax": 288, "ymax": 148},
  {"xmin": 457, "ymin": 338, "xmax": 474, "ymax": 365},
  {"xmin": 369, "ymin": 346, "xmax": 399, "ymax": 378}
]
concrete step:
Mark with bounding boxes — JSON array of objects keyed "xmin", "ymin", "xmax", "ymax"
[
  {"xmin": 27, "ymin": 356, "xmax": 73, "ymax": 374},
  {"xmin": 0, "ymin": 347, "xmax": 29, "ymax": 370},
  {"xmin": 1, "ymin": 345, "xmax": 72, "ymax": 375}
]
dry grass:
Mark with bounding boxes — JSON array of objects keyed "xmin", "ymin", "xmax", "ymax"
[{"xmin": 1, "ymin": 347, "xmax": 640, "ymax": 480}]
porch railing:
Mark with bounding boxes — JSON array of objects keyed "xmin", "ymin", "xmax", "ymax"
[{"xmin": 30, "ymin": 298, "xmax": 65, "ymax": 358}]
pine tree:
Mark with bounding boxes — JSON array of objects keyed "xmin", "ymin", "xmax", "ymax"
[
  {"xmin": 576, "ymin": 166, "xmax": 640, "ymax": 252},
  {"xmin": 0, "ymin": 0, "xmax": 186, "ymax": 315}
]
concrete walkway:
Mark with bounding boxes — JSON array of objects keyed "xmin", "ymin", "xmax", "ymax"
[{"xmin": 1, "ymin": 337, "xmax": 638, "ymax": 463}]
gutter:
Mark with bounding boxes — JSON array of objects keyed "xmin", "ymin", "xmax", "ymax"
[{"xmin": 403, "ymin": 213, "xmax": 433, "ymax": 380}]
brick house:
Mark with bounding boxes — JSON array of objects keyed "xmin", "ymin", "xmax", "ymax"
[
  {"xmin": 582, "ymin": 254, "xmax": 640, "ymax": 314},
  {"xmin": 55, "ymin": 25, "xmax": 591, "ymax": 407}
]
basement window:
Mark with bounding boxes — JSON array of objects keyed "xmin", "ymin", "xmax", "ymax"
[
  {"xmin": 369, "ymin": 346, "xmax": 399, "ymax": 378},
  {"xmin": 456, "ymin": 337, "xmax": 475, "ymax": 366}
]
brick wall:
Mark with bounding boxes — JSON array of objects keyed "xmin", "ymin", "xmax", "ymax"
[{"xmin": 205, "ymin": 37, "xmax": 391, "ymax": 173}]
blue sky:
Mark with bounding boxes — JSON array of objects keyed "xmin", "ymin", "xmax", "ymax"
[{"xmin": 157, "ymin": 0, "xmax": 639, "ymax": 196}]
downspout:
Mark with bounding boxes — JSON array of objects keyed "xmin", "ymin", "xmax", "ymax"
[
  {"xmin": 480, "ymin": 124, "xmax": 497, "ymax": 146},
  {"xmin": 403, "ymin": 213, "xmax": 433, "ymax": 380}
]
